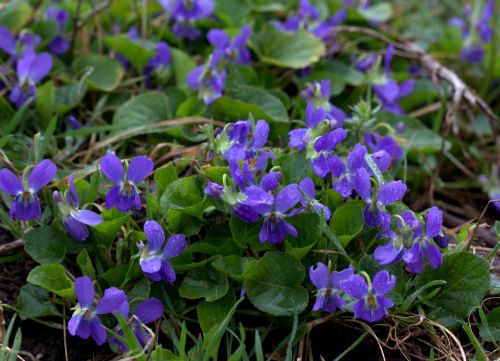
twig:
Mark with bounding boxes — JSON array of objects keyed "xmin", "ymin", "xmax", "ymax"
[
  {"xmin": 0, "ymin": 239, "xmax": 24, "ymax": 256},
  {"xmin": 70, "ymin": 0, "xmax": 83, "ymax": 49}
]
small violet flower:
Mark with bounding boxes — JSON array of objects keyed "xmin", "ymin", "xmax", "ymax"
[
  {"xmin": 309, "ymin": 263, "xmax": 354, "ymax": 313},
  {"xmin": 342, "ymin": 270, "xmax": 395, "ymax": 322},
  {"xmin": 53, "ymin": 176, "xmax": 103, "ymax": 241},
  {"xmin": 208, "ymin": 25, "xmax": 252, "ymax": 65},
  {"xmin": 300, "ymin": 79, "xmax": 346, "ymax": 125},
  {"xmin": 101, "ymin": 154, "xmax": 154, "ymax": 212},
  {"xmin": 138, "ymin": 220, "xmax": 187, "ymax": 284},
  {"xmin": 158, "ymin": 0, "xmax": 214, "ymax": 40},
  {"xmin": 69, "ymin": 276, "xmax": 129, "ymax": 345},
  {"xmin": 45, "ymin": 7, "xmax": 70, "ymax": 55},
  {"xmin": 186, "ymin": 51, "xmax": 227, "ymax": 104},
  {"xmin": 0, "ymin": 159, "xmax": 56, "ymax": 221}
]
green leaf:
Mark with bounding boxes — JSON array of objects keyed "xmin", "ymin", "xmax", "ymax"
[
  {"xmin": 0, "ymin": 1, "xmax": 32, "ymax": 32},
  {"xmin": 36, "ymin": 81, "xmax": 55, "ymax": 124},
  {"xmin": 72, "ymin": 55, "xmax": 124, "ymax": 92},
  {"xmin": 186, "ymin": 224, "xmax": 241, "ymax": 256},
  {"xmin": 27, "ymin": 264, "xmax": 74, "ymax": 298},
  {"xmin": 54, "ymin": 83, "xmax": 88, "ymax": 114},
  {"xmin": 251, "ymin": 27, "xmax": 325, "ymax": 69},
  {"xmin": 93, "ymin": 211, "xmax": 130, "ymax": 246},
  {"xmin": 244, "ymin": 252, "xmax": 308, "ymax": 316},
  {"xmin": 159, "ymin": 176, "xmax": 208, "ymax": 218},
  {"xmin": 23, "ymin": 226, "xmax": 68, "ymax": 264},
  {"xmin": 212, "ymin": 255, "xmax": 256, "ymax": 282},
  {"xmin": 154, "ymin": 163, "xmax": 177, "ymax": 198},
  {"xmin": 213, "ymin": 85, "xmax": 288, "ymax": 124},
  {"xmin": 330, "ymin": 201, "xmax": 365, "ymax": 247},
  {"xmin": 479, "ymin": 307, "xmax": 500, "ymax": 342},
  {"xmin": 16, "ymin": 284, "xmax": 60, "ymax": 320},
  {"xmin": 0, "ymin": 97, "xmax": 15, "ymax": 123},
  {"xmin": 76, "ymin": 249, "xmax": 96, "ymax": 279},
  {"xmin": 171, "ymin": 48, "xmax": 196, "ymax": 87},
  {"xmin": 274, "ymin": 151, "xmax": 313, "ymax": 184},
  {"xmin": 285, "ymin": 213, "xmax": 321, "ymax": 258},
  {"xmin": 359, "ymin": 2, "xmax": 393, "ymax": 22},
  {"xmin": 105, "ymin": 35, "xmax": 155, "ymax": 71},
  {"xmin": 179, "ymin": 264, "xmax": 229, "ymax": 302},
  {"xmin": 113, "ymin": 91, "xmax": 170, "ymax": 128},
  {"xmin": 197, "ymin": 291, "xmax": 236, "ymax": 337},
  {"xmin": 418, "ymin": 252, "xmax": 490, "ymax": 328}
]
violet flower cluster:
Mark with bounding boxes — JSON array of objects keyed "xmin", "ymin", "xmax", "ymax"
[
  {"xmin": 450, "ymin": 0, "xmax": 494, "ymax": 63},
  {"xmin": 158, "ymin": 0, "xmax": 214, "ymax": 40},
  {"xmin": 187, "ymin": 26, "xmax": 251, "ymax": 104},
  {"xmin": 310, "ymin": 263, "xmax": 396, "ymax": 322}
]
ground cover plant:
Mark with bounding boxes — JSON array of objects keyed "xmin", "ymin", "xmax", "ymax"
[{"xmin": 0, "ymin": 0, "xmax": 499, "ymax": 360}]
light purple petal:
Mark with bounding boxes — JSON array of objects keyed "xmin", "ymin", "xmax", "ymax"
[
  {"xmin": 127, "ymin": 156, "xmax": 154, "ymax": 185},
  {"xmin": 374, "ymin": 241, "xmax": 402, "ymax": 265},
  {"xmin": 342, "ymin": 275, "xmax": 368, "ymax": 299},
  {"xmin": 134, "ymin": 298, "xmax": 164, "ymax": 324},
  {"xmin": 378, "ymin": 180, "xmax": 407, "ymax": 205},
  {"xmin": 252, "ymin": 120, "xmax": 270, "ymax": 150},
  {"xmin": 101, "ymin": 153, "xmax": 124, "ymax": 183},
  {"xmin": 163, "ymin": 234, "xmax": 187, "ymax": 259},
  {"xmin": 0, "ymin": 26, "xmax": 16, "ymax": 55},
  {"xmin": 73, "ymin": 210, "xmax": 103, "ymax": 226},
  {"xmin": 140, "ymin": 256, "xmax": 162, "ymax": 273},
  {"xmin": 425, "ymin": 206, "xmax": 442, "ymax": 239},
  {"xmin": 423, "ymin": 241, "xmax": 443, "ymax": 270},
  {"xmin": 68, "ymin": 314, "xmax": 82, "ymax": 336},
  {"xmin": 309, "ymin": 262, "xmax": 330, "ymax": 289},
  {"xmin": 259, "ymin": 172, "xmax": 281, "ymax": 192},
  {"xmin": 105, "ymin": 185, "xmax": 121, "ymax": 210},
  {"xmin": 17, "ymin": 52, "xmax": 53, "ymax": 84},
  {"xmin": 352, "ymin": 167, "xmax": 371, "ymax": 201},
  {"xmin": 95, "ymin": 287, "xmax": 129, "ymax": 316},
  {"xmin": 331, "ymin": 265, "xmax": 355, "ymax": 289},
  {"xmin": 0, "ymin": 169, "xmax": 23, "ymax": 195},
  {"xmin": 275, "ymin": 184, "xmax": 302, "ymax": 213},
  {"xmin": 144, "ymin": 220, "xmax": 165, "ymax": 252},
  {"xmin": 299, "ymin": 177, "xmax": 315, "ymax": 199},
  {"xmin": 207, "ymin": 29, "xmax": 230, "ymax": 48},
  {"xmin": 64, "ymin": 217, "xmax": 90, "ymax": 241},
  {"xmin": 28, "ymin": 159, "xmax": 56, "ymax": 192},
  {"xmin": 74, "ymin": 276, "xmax": 94, "ymax": 309},
  {"xmin": 372, "ymin": 270, "xmax": 396, "ymax": 295},
  {"xmin": 160, "ymin": 261, "xmax": 176, "ymax": 284}
]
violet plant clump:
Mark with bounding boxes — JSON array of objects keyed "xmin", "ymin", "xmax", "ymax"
[{"xmin": 0, "ymin": 1, "xmax": 497, "ymax": 358}]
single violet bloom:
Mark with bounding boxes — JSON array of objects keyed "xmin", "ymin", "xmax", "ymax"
[
  {"xmin": 342, "ymin": 270, "xmax": 395, "ymax": 322},
  {"xmin": 53, "ymin": 176, "xmax": 103, "ymax": 241},
  {"xmin": 0, "ymin": 26, "xmax": 16, "ymax": 56},
  {"xmin": 310, "ymin": 263, "xmax": 353, "ymax": 313},
  {"xmin": 68, "ymin": 276, "xmax": 129, "ymax": 345},
  {"xmin": 0, "ymin": 159, "xmax": 56, "ymax": 221},
  {"xmin": 186, "ymin": 51, "xmax": 226, "ymax": 104},
  {"xmin": 101, "ymin": 154, "xmax": 154, "ymax": 212},
  {"xmin": 208, "ymin": 25, "xmax": 252, "ymax": 65},
  {"xmin": 137, "ymin": 220, "xmax": 187, "ymax": 284}
]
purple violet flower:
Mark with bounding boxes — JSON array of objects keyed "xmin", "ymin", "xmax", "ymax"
[
  {"xmin": 355, "ymin": 54, "xmax": 377, "ymax": 72},
  {"xmin": 53, "ymin": 176, "xmax": 103, "ymax": 241},
  {"xmin": 8, "ymin": 50, "xmax": 53, "ymax": 108},
  {"xmin": 342, "ymin": 270, "xmax": 395, "ymax": 322},
  {"xmin": 68, "ymin": 276, "xmax": 129, "ymax": 345},
  {"xmin": 310, "ymin": 263, "xmax": 354, "ymax": 313},
  {"xmin": 159, "ymin": 0, "xmax": 214, "ymax": 40},
  {"xmin": 111, "ymin": 297, "xmax": 164, "ymax": 351},
  {"xmin": 364, "ymin": 132, "xmax": 403, "ymax": 163},
  {"xmin": 186, "ymin": 51, "xmax": 227, "ymax": 104},
  {"xmin": 208, "ymin": 25, "xmax": 252, "ymax": 65},
  {"xmin": 0, "ymin": 159, "xmax": 56, "ymax": 221},
  {"xmin": 0, "ymin": 26, "xmax": 16, "ymax": 56},
  {"xmin": 137, "ymin": 220, "xmax": 187, "ymax": 284},
  {"xmin": 101, "ymin": 154, "xmax": 154, "ymax": 212},
  {"xmin": 301, "ymin": 80, "xmax": 346, "ymax": 125},
  {"xmin": 45, "ymin": 7, "xmax": 70, "ymax": 55},
  {"xmin": 294, "ymin": 177, "xmax": 331, "ymax": 220}
]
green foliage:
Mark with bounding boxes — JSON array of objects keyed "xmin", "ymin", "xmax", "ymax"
[
  {"xmin": 23, "ymin": 225, "xmax": 69, "ymax": 264},
  {"xmin": 72, "ymin": 55, "xmax": 124, "ymax": 92},
  {"xmin": 27, "ymin": 264, "xmax": 75, "ymax": 298}
]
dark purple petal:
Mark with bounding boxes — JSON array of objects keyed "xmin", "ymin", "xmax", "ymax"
[
  {"xmin": 374, "ymin": 241, "xmax": 402, "ymax": 265},
  {"xmin": 64, "ymin": 217, "xmax": 90, "ymax": 241},
  {"xmin": 423, "ymin": 241, "xmax": 443, "ymax": 270},
  {"xmin": 28, "ymin": 159, "xmax": 56, "ymax": 192},
  {"xmin": 434, "ymin": 234, "xmax": 448, "ymax": 248},
  {"xmin": 378, "ymin": 180, "xmax": 407, "ymax": 205},
  {"xmin": 352, "ymin": 167, "xmax": 371, "ymax": 201},
  {"xmin": 402, "ymin": 242, "xmax": 424, "ymax": 273},
  {"xmin": 309, "ymin": 262, "xmax": 330, "ymax": 289},
  {"xmin": 0, "ymin": 26, "xmax": 16, "ymax": 55},
  {"xmin": 275, "ymin": 184, "xmax": 302, "ymax": 213},
  {"xmin": 398, "ymin": 80, "xmax": 415, "ymax": 98},
  {"xmin": 331, "ymin": 265, "xmax": 355, "ymax": 289},
  {"xmin": 12, "ymin": 193, "xmax": 41, "ymax": 221},
  {"xmin": 240, "ymin": 185, "xmax": 274, "ymax": 214},
  {"xmin": 95, "ymin": 287, "xmax": 129, "ymax": 316},
  {"xmin": 374, "ymin": 79, "xmax": 399, "ymax": 104},
  {"xmin": 342, "ymin": 274, "xmax": 368, "ymax": 299},
  {"xmin": 252, "ymin": 120, "xmax": 269, "ymax": 150},
  {"xmin": 144, "ymin": 220, "xmax": 165, "ymax": 252},
  {"xmin": 207, "ymin": 29, "xmax": 230, "ymax": 48},
  {"xmin": 347, "ymin": 144, "xmax": 367, "ymax": 171},
  {"xmin": 105, "ymin": 185, "xmax": 121, "ymax": 209},
  {"xmin": 0, "ymin": 169, "xmax": 23, "ymax": 195},
  {"xmin": 68, "ymin": 175, "xmax": 79, "ymax": 207},
  {"xmin": 90, "ymin": 317, "xmax": 107, "ymax": 345},
  {"xmin": 298, "ymin": 177, "xmax": 315, "ymax": 199},
  {"xmin": 75, "ymin": 276, "xmax": 94, "ymax": 309},
  {"xmin": 163, "ymin": 234, "xmax": 187, "ymax": 259},
  {"xmin": 186, "ymin": 66, "xmax": 203, "ymax": 89},
  {"xmin": 288, "ymin": 128, "xmax": 308, "ymax": 151},
  {"xmin": 234, "ymin": 204, "xmax": 260, "ymax": 223},
  {"xmin": 204, "ymin": 181, "xmax": 224, "ymax": 197},
  {"xmin": 134, "ymin": 298, "xmax": 164, "ymax": 324},
  {"xmin": 384, "ymin": 44, "xmax": 394, "ymax": 74},
  {"xmin": 48, "ymin": 35, "xmax": 70, "ymax": 55},
  {"xmin": 259, "ymin": 172, "xmax": 281, "ymax": 192},
  {"xmin": 160, "ymin": 261, "xmax": 176, "ymax": 284},
  {"xmin": 313, "ymin": 128, "xmax": 346, "ymax": 152},
  {"xmin": 75, "ymin": 317, "xmax": 92, "ymax": 339},
  {"xmin": 127, "ymin": 156, "xmax": 154, "ymax": 184},
  {"xmin": 371, "ymin": 150, "xmax": 391, "ymax": 173},
  {"xmin": 425, "ymin": 206, "xmax": 442, "ymax": 239},
  {"xmin": 101, "ymin": 153, "xmax": 124, "ymax": 183},
  {"xmin": 372, "ymin": 270, "xmax": 396, "ymax": 295},
  {"xmin": 334, "ymin": 176, "xmax": 352, "ymax": 198},
  {"xmin": 17, "ymin": 52, "xmax": 53, "ymax": 84}
]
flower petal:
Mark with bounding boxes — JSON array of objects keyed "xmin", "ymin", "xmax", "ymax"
[
  {"xmin": 331, "ymin": 265, "xmax": 355, "ymax": 289},
  {"xmin": 74, "ymin": 276, "xmax": 94, "ymax": 309},
  {"xmin": 0, "ymin": 169, "xmax": 23, "ymax": 195},
  {"xmin": 259, "ymin": 172, "xmax": 281, "ymax": 192},
  {"xmin": 90, "ymin": 317, "xmax": 107, "ymax": 345},
  {"xmin": 425, "ymin": 206, "xmax": 442, "ymax": 239},
  {"xmin": 160, "ymin": 261, "xmax": 176, "ymax": 284},
  {"xmin": 144, "ymin": 220, "xmax": 165, "ymax": 252},
  {"xmin": 64, "ymin": 217, "xmax": 89, "ymax": 241},
  {"xmin": 68, "ymin": 314, "xmax": 82, "ymax": 336},
  {"xmin": 127, "ymin": 156, "xmax": 154, "ymax": 184},
  {"xmin": 374, "ymin": 242, "xmax": 402, "ymax": 265},
  {"xmin": 101, "ymin": 153, "xmax": 124, "ymax": 183},
  {"xmin": 252, "ymin": 120, "xmax": 270, "ymax": 150},
  {"xmin": 309, "ymin": 262, "xmax": 330, "ymax": 289},
  {"xmin": 134, "ymin": 298, "xmax": 164, "ymax": 324},
  {"xmin": 275, "ymin": 184, "xmax": 302, "ymax": 213},
  {"xmin": 372, "ymin": 270, "xmax": 396, "ymax": 295},
  {"xmin": 423, "ymin": 241, "xmax": 443, "ymax": 270},
  {"xmin": 73, "ymin": 210, "xmax": 103, "ymax": 226},
  {"xmin": 352, "ymin": 167, "xmax": 371, "ymax": 201},
  {"xmin": 163, "ymin": 234, "xmax": 187, "ymax": 259},
  {"xmin": 378, "ymin": 180, "xmax": 407, "ymax": 205},
  {"xmin": 28, "ymin": 159, "xmax": 56, "ymax": 192},
  {"xmin": 140, "ymin": 256, "xmax": 162, "ymax": 273},
  {"xmin": 342, "ymin": 274, "xmax": 368, "ymax": 299},
  {"xmin": 95, "ymin": 287, "xmax": 128, "ymax": 316}
]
